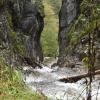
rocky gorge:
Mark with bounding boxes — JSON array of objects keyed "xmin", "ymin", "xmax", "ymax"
[
  {"xmin": 0, "ymin": 0, "xmax": 100, "ymax": 100},
  {"xmin": 0, "ymin": 0, "xmax": 99, "ymax": 68}
]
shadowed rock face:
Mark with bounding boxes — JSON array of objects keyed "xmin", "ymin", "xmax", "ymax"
[
  {"xmin": 58, "ymin": 0, "xmax": 100, "ymax": 68},
  {"xmin": 10, "ymin": 0, "xmax": 44, "ymax": 62},
  {"xmin": 57, "ymin": 0, "xmax": 83, "ymax": 67},
  {"xmin": 0, "ymin": 0, "xmax": 44, "ymax": 66},
  {"xmin": 18, "ymin": 0, "xmax": 44, "ymax": 62},
  {"xmin": 58, "ymin": 0, "xmax": 80, "ymax": 57}
]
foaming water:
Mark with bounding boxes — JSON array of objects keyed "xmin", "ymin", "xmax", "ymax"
[{"xmin": 22, "ymin": 64, "xmax": 100, "ymax": 100}]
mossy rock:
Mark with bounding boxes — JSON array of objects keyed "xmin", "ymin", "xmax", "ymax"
[
  {"xmin": 35, "ymin": 0, "xmax": 45, "ymax": 17},
  {"xmin": 8, "ymin": 31, "xmax": 25, "ymax": 57},
  {"xmin": 5, "ymin": 11, "xmax": 25, "ymax": 57}
]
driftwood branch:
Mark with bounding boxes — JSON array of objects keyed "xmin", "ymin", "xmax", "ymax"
[{"xmin": 59, "ymin": 70, "xmax": 100, "ymax": 83}]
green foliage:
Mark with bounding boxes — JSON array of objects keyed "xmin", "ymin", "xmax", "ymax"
[
  {"xmin": 8, "ymin": 31, "xmax": 25, "ymax": 57},
  {"xmin": 6, "ymin": 11, "xmax": 13, "ymax": 28},
  {"xmin": 5, "ymin": 11, "xmax": 25, "ymax": 57},
  {"xmin": 66, "ymin": 0, "xmax": 100, "ymax": 53},
  {"xmin": 48, "ymin": 0, "xmax": 61, "ymax": 14},
  {"xmin": 82, "ymin": 56, "xmax": 89, "ymax": 67},
  {"xmin": 41, "ymin": 0, "xmax": 59, "ymax": 57},
  {"xmin": 0, "ymin": 56, "xmax": 48, "ymax": 100}
]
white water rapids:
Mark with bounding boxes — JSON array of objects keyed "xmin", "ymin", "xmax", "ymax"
[{"xmin": 22, "ymin": 58, "xmax": 100, "ymax": 100}]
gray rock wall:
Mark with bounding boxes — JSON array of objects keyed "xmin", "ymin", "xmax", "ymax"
[
  {"xmin": 58, "ymin": 0, "xmax": 100, "ymax": 69},
  {"xmin": 58, "ymin": 0, "xmax": 81, "ymax": 57},
  {"xmin": 10, "ymin": 0, "xmax": 44, "ymax": 62},
  {"xmin": 0, "ymin": 0, "xmax": 44, "ymax": 66}
]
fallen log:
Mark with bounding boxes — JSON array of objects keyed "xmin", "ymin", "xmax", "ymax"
[{"xmin": 58, "ymin": 70, "xmax": 100, "ymax": 83}]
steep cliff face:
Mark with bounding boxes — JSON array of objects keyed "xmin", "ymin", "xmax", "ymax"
[
  {"xmin": 58, "ymin": 0, "xmax": 81, "ymax": 66},
  {"xmin": 58, "ymin": 0, "xmax": 81, "ymax": 57},
  {"xmin": 0, "ymin": 0, "xmax": 44, "ymax": 66},
  {"xmin": 58, "ymin": 0, "xmax": 100, "ymax": 68}
]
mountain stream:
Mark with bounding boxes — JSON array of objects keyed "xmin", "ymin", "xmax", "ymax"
[{"xmin": 22, "ymin": 58, "xmax": 100, "ymax": 100}]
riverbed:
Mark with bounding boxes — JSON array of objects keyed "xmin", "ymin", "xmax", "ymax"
[{"xmin": 22, "ymin": 58, "xmax": 100, "ymax": 100}]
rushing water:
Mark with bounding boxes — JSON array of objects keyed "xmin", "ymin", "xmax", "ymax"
[{"xmin": 22, "ymin": 58, "xmax": 100, "ymax": 100}]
